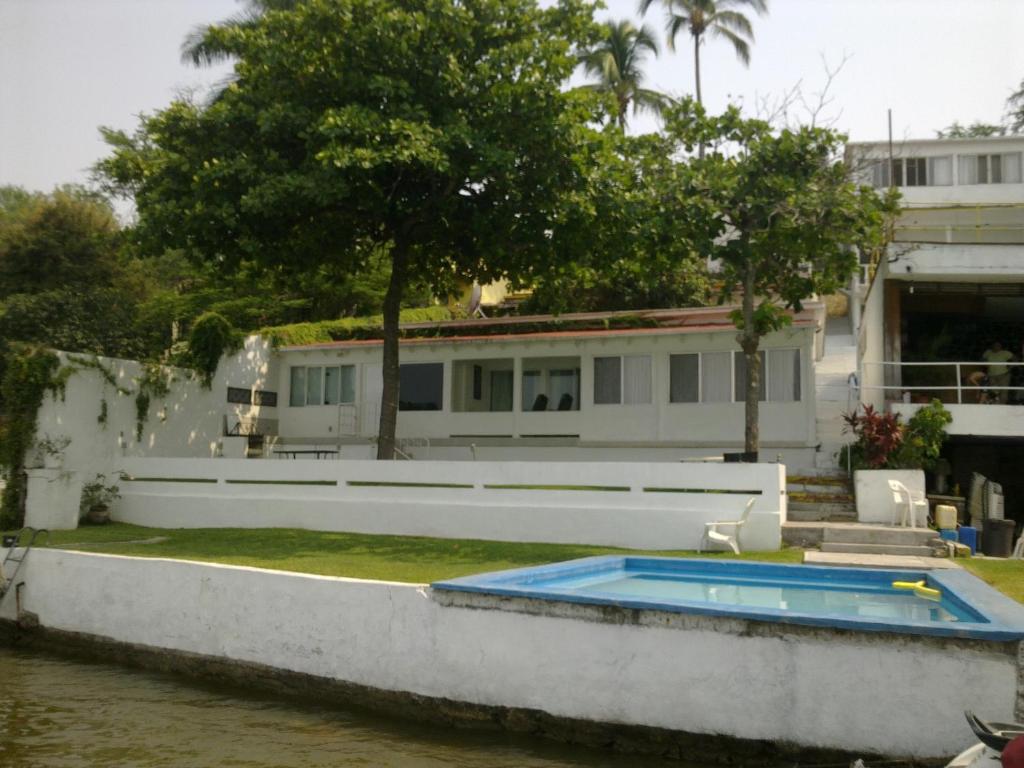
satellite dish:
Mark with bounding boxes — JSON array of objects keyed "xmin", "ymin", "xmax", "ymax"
[{"xmin": 468, "ymin": 282, "xmax": 485, "ymax": 317}]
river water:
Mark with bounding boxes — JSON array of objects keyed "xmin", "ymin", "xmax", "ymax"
[{"xmin": 0, "ymin": 646, "xmax": 697, "ymax": 767}]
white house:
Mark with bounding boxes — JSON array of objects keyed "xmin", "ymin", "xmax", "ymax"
[
  {"xmin": 270, "ymin": 305, "xmax": 825, "ymax": 464},
  {"xmin": 848, "ymin": 135, "xmax": 1024, "ymax": 519}
]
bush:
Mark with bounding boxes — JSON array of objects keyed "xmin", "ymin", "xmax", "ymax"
[
  {"xmin": 841, "ymin": 399, "xmax": 952, "ymax": 471},
  {"xmin": 186, "ymin": 312, "xmax": 243, "ymax": 388}
]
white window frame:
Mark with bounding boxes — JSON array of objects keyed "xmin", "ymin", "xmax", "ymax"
[
  {"xmin": 667, "ymin": 349, "xmax": 802, "ymax": 405},
  {"xmin": 288, "ymin": 364, "xmax": 356, "ymax": 407},
  {"xmin": 593, "ymin": 355, "xmax": 652, "ymax": 406}
]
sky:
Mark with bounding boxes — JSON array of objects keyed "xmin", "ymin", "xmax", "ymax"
[{"xmin": 2, "ymin": 0, "xmax": 1023, "ymax": 196}]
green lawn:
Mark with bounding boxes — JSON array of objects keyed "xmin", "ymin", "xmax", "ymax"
[
  {"xmin": 9, "ymin": 523, "xmax": 1023, "ymax": 603},
  {"xmin": 14, "ymin": 523, "xmax": 801, "ymax": 584},
  {"xmin": 961, "ymin": 559, "xmax": 1024, "ymax": 604}
]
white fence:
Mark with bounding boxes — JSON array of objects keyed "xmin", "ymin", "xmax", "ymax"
[{"xmin": 113, "ymin": 458, "xmax": 786, "ymax": 551}]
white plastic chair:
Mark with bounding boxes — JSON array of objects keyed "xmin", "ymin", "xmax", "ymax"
[
  {"xmin": 700, "ymin": 498, "xmax": 756, "ymax": 555},
  {"xmin": 1012, "ymin": 533, "xmax": 1024, "ymax": 560},
  {"xmin": 888, "ymin": 480, "xmax": 928, "ymax": 528}
]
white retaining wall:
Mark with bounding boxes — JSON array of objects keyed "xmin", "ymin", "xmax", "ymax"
[
  {"xmin": 1, "ymin": 548, "xmax": 1015, "ymax": 760},
  {"xmin": 113, "ymin": 458, "xmax": 786, "ymax": 551},
  {"xmin": 31, "ymin": 337, "xmax": 277, "ymax": 479},
  {"xmin": 855, "ymin": 469, "xmax": 927, "ymax": 526}
]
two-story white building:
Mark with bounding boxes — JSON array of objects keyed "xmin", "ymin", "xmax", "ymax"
[{"xmin": 849, "ymin": 135, "xmax": 1024, "ymax": 520}]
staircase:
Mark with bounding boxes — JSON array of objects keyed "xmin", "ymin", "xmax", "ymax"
[
  {"xmin": 819, "ymin": 524, "xmax": 946, "ymax": 557},
  {"xmin": 787, "ymin": 471, "xmax": 855, "ymax": 522},
  {"xmin": 783, "ymin": 473, "xmax": 946, "ymax": 557},
  {"xmin": 813, "ymin": 324, "xmax": 858, "ymax": 470}
]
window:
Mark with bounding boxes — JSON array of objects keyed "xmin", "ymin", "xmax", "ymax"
[
  {"xmin": 767, "ymin": 349, "xmax": 801, "ymax": 402},
  {"xmin": 227, "ymin": 386, "xmax": 252, "ymax": 405},
  {"xmin": 489, "ymin": 370, "xmax": 513, "ymax": 412},
  {"xmin": 324, "ymin": 366, "xmax": 355, "ymax": 405},
  {"xmin": 289, "ymin": 365, "xmax": 355, "ymax": 407},
  {"xmin": 399, "ymin": 363, "xmax": 443, "ymax": 411},
  {"xmin": 959, "ymin": 153, "xmax": 1023, "ymax": 185},
  {"xmin": 593, "ymin": 356, "xmax": 652, "ymax": 405},
  {"xmin": 668, "ymin": 349, "xmax": 801, "ymax": 404},
  {"xmin": 870, "ymin": 156, "xmax": 951, "ymax": 187},
  {"xmin": 701, "ymin": 351, "xmax": 732, "ymax": 402},
  {"xmin": 253, "ymin": 390, "xmax": 277, "ymax": 407},
  {"xmin": 521, "ymin": 358, "xmax": 581, "ymax": 411},
  {"xmin": 669, "ymin": 354, "xmax": 699, "ymax": 403},
  {"xmin": 289, "ymin": 367, "xmax": 306, "ymax": 407}
]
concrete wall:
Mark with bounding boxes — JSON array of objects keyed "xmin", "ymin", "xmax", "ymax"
[
  {"xmin": 891, "ymin": 402, "xmax": 1024, "ymax": 438},
  {"xmin": 855, "ymin": 469, "xmax": 926, "ymax": 525},
  {"xmin": 24, "ymin": 337, "xmax": 277, "ymax": 527},
  {"xmin": 114, "ymin": 458, "xmax": 786, "ymax": 551},
  {"xmin": 2, "ymin": 548, "xmax": 1017, "ymax": 760},
  {"xmin": 34, "ymin": 337, "xmax": 277, "ymax": 471},
  {"xmin": 278, "ymin": 326, "xmax": 818, "ymax": 450}
]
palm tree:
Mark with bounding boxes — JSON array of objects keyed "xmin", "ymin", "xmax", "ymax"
[
  {"xmin": 181, "ymin": 0, "xmax": 302, "ymax": 67},
  {"xmin": 638, "ymin": 0, "xmax": 767, "ymax": 106},
  {"xmin": 579, "ymin": 20, "xmax": 671, "ymax": 130}
]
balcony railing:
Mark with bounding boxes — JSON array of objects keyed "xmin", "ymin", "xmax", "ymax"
[{"xmin": 860, "ymin": 361, "xmax": 1024, "ymax": 405}]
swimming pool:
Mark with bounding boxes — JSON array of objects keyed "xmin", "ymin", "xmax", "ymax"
[{"xmin": 432, "ymin": 556, "xmax": 1024, "ymax": 641}]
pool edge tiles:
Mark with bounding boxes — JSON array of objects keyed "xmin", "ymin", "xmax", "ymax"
[{"xmin": 431, "ymin": 556, "xmax": 1024, "ymax": 642}]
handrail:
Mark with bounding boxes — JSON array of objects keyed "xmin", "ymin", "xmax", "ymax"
[{"xmin": 861, "ymin": 360, "xmax": 1024, "ymax": 404}]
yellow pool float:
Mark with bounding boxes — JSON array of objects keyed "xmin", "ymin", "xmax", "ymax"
[{"xmin": 892, "ymin": 580, "xmax": 941, "ymax": 601}]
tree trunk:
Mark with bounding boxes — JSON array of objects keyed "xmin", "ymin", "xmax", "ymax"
[
  {"xmin": 376, "ymin": 242, "xmax": 408, "ymax": 460},
  {"xmin": 694, "ymin": 35, "xmax": 705, "ymax": 160},
  {"xmin": 739, "ymin": 266, "xmax": 760, "ymax": 457}
]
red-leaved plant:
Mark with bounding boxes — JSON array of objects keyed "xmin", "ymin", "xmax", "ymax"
[{"xmin": 842, "ymin": 405, "xmax": 903, "ymax": 468}]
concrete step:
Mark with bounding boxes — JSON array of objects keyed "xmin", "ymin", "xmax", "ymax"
[
  {"xmin": 785, "ymin": 467, "xmax": 849, "ymax": 479},
  {"xmin": 819, "ymin": 542, "xmax": 940, "ymax": 557},
  {"xmin": 787, "ymin": 479, "xmax": 852, "ymax": 495},
  {"xmin": 787, "ymin": 503, "xmax": 858, "ymax": 522},
  {"xmin": 822, "ymin": 525, "xmax": 940, "ymax": 546}
]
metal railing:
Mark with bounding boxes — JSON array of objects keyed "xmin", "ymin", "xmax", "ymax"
[{"xmin": 860, "ymin": 360, "xmax": 1024, "ymax": 404}]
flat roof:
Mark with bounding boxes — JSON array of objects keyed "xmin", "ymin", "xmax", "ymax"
[{"xmin": 280, "ymin": 303, "xmax": 825, "ymax": 352}]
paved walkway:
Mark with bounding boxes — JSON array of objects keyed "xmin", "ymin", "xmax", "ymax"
[{"xmin": 804, "ymin": 551, "xmax": 962, "ymax": 570}]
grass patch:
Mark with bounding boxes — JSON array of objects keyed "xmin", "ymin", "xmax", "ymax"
[
  {"xmin": 9, "ymin": 523, "xmax": 802, "ymax": 584},
  {"xmin": 347, "ymin": 481, "xmax": 473, "ymax": 489},
  {"xmin": 224, "ymin": 480, "xmax": 338, "ymax": 486},
  {"xmin": 482, "ymin": 484, "xmax": 630, "ymax": 492},
  {"xmin": 961, "ymin": 559, "xmax": 1024, "ymax": 604},
  {"xmin": 642, "ymin": 488, "xmax": 762, "ymax": 495}
]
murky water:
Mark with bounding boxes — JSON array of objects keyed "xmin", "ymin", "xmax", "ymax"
[{"xmin": 0, "ymin": 646, "xmax": 693, "ymax": 767}]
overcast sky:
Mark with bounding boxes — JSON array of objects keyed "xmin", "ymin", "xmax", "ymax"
[{"xmin": 2, "ymin": 0, "xmax": 1023, "ymax": 195}]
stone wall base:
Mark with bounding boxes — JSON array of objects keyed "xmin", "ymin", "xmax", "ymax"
[{"xmin": 0, "ymin": 619, "xmax": 922, "ymax": 766}]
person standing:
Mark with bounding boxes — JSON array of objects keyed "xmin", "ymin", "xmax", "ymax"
[{"xmin": 982, "ymin": 341, "xmax": 1015, "ymax": 403}]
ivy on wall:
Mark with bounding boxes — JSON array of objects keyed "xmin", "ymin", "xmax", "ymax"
[{"xmin": 0, "ymin": 345, "xmax": 63, "ymax": 528}]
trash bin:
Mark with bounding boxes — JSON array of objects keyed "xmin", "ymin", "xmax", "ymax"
[
  {"xmin": 958, "ymin": 526, "xmax": 978, "ymax": 555},
  {"xmin": 939, "ymin": 529, "xmax": 958, "ymax": 543},
  {"xmin": 982, "ymin": 519, "xmax": 1016, "ymax": 558}
]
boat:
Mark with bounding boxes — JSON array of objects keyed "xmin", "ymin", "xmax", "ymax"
[{"xmin": 944, "ymin": 711, "xmax": 1024, "ymax": 767}]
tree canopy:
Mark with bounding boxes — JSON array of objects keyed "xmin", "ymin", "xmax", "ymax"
[
  {"xmin": 579, "ymin": 20, "xmax": 671, "ymax": 129},
  {"xmin": 98, "ymin": 0, "xmax": 612, "ymax": 459},
  {"xmin": 662, "ymin": 102, "xmax": 897, "ymax": 453}
]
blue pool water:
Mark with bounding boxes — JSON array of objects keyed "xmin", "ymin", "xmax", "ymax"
[{"xmin": 433, "ymin": 557, "xmax": 1024, "ymax": 640}]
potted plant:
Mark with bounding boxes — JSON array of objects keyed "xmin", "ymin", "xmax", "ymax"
[{"xmin": 79, "ymin": 474, "xmax": 121, "ymax": 525}]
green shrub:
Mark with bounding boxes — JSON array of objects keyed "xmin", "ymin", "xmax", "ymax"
[{"xmin": 186, "ymin": 312, "xmax": 243, "ymax": 388}]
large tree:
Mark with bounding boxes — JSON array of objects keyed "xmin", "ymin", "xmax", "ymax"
[
  {"xmin": 579, "ymin": 20, "xmax": 671, "ymax": 129},
  {"xmin": 664, "ymin": 102, "xmax": 897, "ymax": 455},
  {"xmin": 98, "ymin": 0, "xmax": 607, "ymax": 459},
  {"xmin": 639, "ymin": 0, "xmax": 767, "ymax": 106}
]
